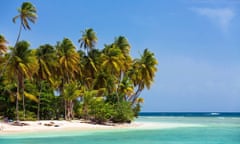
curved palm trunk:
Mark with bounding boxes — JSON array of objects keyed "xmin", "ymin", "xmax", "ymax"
[
  {"xmin": 0, "ymin": 24, "xmax": 22, "ymax": 77},
  {"xmin": 129, "ymin": 83, "xmax": 143, "ymax": 105},
  {"xmin": 116, "ymin": 70, "xmax": 125, "ymax": 102},
  {"xmin": 16, "ymin": 82, "xmax": 20, "ymax": 122},
  {"xmin": 19, "ymin": 76, "xmax": 26, "ymax": 120},
  {"xmin": 17, "ymin": 74, "xmax": 24, "ymax": 121},
  {"xmin": 16, "ymin": 22, "xmax": 23, "ymax": 46},
  {"xmin": 65, "ymin": 73, "xmax": 75, "ymax": 120},
  {"xmin": 37, "ymin": 94, "xmax": 41, "ymax": 120},
  {"xmin": 22, "ymin": 93, "xmax": 25, "ymax": 120},
  {"xmin": 70, "ymin": 100, "xmax": 74, "ymax": 119},
  {"xmin": 37, "ymin": 82, "xmax": 43, "ymax": 120},
  {"xmin": 66, "ymin": 100, "xmax": 72, "ymax": 120},
  {"xmin": 64, "ymin": 100, "xmax": 67, "ymax": 120}
]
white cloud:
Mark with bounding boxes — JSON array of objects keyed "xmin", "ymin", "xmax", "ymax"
[
  {"xmin": 191, "ymin": 0, "xmax": 240, "ymax": 4},
  {"xmin": 193, "ymin": 8, "xmax": 235, "ymax": 32}
]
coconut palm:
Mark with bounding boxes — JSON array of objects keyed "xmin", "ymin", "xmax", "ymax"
[
  {"xmin": 1, "ymin": 2, "xmax": 37, "ymax": 79},
  {"xmin": 79, "ymin": 86, "xmax": 105, "ymax": 120},
  {"xmin": 81, "ymin": 49, "xmax": 101, "ymax": 89},
  {"xmin": 63, "ymin": 81, "xmax": 81, "ymax": 120},
  {"xmin": 35, "ymin": 44, "xmax": 57, "ymax": 80},
  {"xmin": 113, "ymin": 37, "xmax": 133, "ymax": 92},
  {"xmin": 93, "ymin": 71, "xmax": 108, "ymax": 90},
  {"xmin": 114, "ymin": 36, "xmax": 133, "ymax": 77},
  {"xmin": 101, "ymin": 44, "xmax": 125, "ymax": 76},
  {"xmin": 7, "ymin": 41, "xmax": 38, "ymax": 121},
  {"xmin": 128, "ymin": 49, "xmax": 158, "ymax": 104},
  {"xmin": 35, "ymin": 44, "xmax": 57, "ymax": 120},
  {"xmin": 118, "ymin": 76, "xmax": 134, "ymax": 100},
  {"xmin": 78, "ymin": 28, "xmax": 97, "ymax": 54},
  {"xmin": 56, "ymin": 38, "xmax": 80, "ymax": 120},
  {"xmin": 13, "ymin": 2, "xmax": 37, "ymax": 44},
  {"xmin": 56, "ymin": 38, "xmax": 80, "ymax": 82},
  {"xmin": 114, "ymin": 36, "xmax": 131, "ymax": 57},
  {"xmin": 100, "ymin": 44, "xmax": 126, "ymax": 103}
]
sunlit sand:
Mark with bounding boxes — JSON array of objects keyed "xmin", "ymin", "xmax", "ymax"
[{"xmin": 0, "ymin": 120, "xmax": 203, "ymax": 135}]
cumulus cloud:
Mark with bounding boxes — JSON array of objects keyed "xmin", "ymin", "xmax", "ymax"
[{"xmin": 193, "ymin": 8, "xmax": 235, "ymax": 32}]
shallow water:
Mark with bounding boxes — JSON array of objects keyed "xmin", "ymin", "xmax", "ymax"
[{"xmin": 1, "ymin": 116, "xmax": 240, "ymax": 144}]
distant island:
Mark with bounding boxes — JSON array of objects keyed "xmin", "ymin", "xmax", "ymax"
[{"xmin": 0, "ymin": 2, "xmax": 158, "ymax": 124}]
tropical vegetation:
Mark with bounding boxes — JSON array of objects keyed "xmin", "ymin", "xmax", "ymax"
[{"xmin": 0, "ymin": 2, "xmax": 158, "ymax": 124}]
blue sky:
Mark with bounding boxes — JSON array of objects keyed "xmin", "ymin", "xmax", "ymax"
[{"xmin": 1, "ymin": 0, "xmax": 240, "ymax": 112}]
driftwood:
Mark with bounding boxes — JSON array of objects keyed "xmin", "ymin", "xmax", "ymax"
[{"xmin": 11, "ymin": 121, "xmax": 29, "ymax": 126}]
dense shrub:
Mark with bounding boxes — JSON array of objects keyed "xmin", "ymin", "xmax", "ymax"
[
  {"xmin": 18, "ymin": 111, "xmax": 37, "ymax": 121},
  {"xmin": 89, "ymin": 99, "xmax": 115, "ymax": 124},
  {"xmin": 111, "ymin": 101, "xmax": 134, "ymax": 123}
]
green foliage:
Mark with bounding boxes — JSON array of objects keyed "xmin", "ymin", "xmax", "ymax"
[
  {"xmin": 39, "ymin": 84, "xmax": 60, "ymax": 120},
  {"xmin": 78, "ymin": 28, "xmax": 98, "ymax": 53},
  {"xmin": 1, "ymin": 1, "xmax": 158, "ymax": 123},
  {"xmin": 0, "ymin": 34, "xmax": 8, "ymax": 55},
  {"xmin": 89, "ymin": 98, "xmax": 115, "ymax": 124},
  {"xmin": 18, "ymin": 111, "xmax": 37, "ymax": 121},
  {"xmin": 13, "ymin": 2, "xmax": 37, "ymax": 30},
  {"xmin": 111, "ymin": 101, "xmax": 134, "ymax": 123},
  {"xmin": 133, "ymin": 103, "xmax": 141, "ymax": 118}
]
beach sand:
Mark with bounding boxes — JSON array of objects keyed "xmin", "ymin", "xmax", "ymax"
[{"xmin": 0, "ymin": 120, "xmax": 202, "ymax": 135}]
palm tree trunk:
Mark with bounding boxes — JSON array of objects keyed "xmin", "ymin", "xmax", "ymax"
[
  {"xmin": 16, "ymin": 21, "xmax": 23, "ymax": 46},
  {"xmin": 129, "ymin": 83, "xmax": 143, "ymax": 105},
  {"xmin": 64, "ymin": 100, "xmax": 67, "ymax": 120},
  {"xmin": 37, "ymin": 95, "xmax": 40, "ymax": 120},
  {"xmin": 65, "ymin": 100, "xmax": 72, "ymax": 120},
  {"xmin": 70, "ymin": 100, "xmax": 74, "ymax": 120},
  {"xmin": 16, "ymin": 82, "xmax": 19, "ymax": 122},
  {"xmin": 37, "ymin": 82, "xmax": 43, "ymax": 120},
  {"xmin": 67, "ymin": 100, "xmax": 71, "ymax": 120},
  {"xmin": 0, "ymin": 24, "xmax": 22, "ymax": 77},
  {"xmin": 21, "ymin": 78, "xmax": 25, "ymax": 120},
  {"xmin": 66, "ymin": 100, "xmax": 69, "ymax": 120}
]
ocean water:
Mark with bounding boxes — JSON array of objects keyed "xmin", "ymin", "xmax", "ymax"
[{"xmin": 0, "ymin": 113, "xmax": 240, "ymax": 144}]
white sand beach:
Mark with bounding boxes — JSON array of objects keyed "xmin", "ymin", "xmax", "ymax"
[{"xmin": 0, "ymin": 120, "xmax": 202, "ymax": 135}]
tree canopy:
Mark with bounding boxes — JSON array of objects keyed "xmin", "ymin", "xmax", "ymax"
[{"xmin": 0, "ymin": 2, "xmax": 158, "ymax": 124}]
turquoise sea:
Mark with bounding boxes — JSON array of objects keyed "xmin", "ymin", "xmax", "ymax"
[{"xmin": 0, "ymin": 113, "xmax": 240, "ymax": 144}]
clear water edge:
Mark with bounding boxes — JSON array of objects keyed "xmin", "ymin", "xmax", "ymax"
[{"xmin": 0, "ymin": 113, "xmax": 240, "ymax": 144}]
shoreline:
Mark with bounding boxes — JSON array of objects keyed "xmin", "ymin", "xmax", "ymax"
[{"xmin": 0, "ymin": 120, "xmax": 203, "ymax": 136}]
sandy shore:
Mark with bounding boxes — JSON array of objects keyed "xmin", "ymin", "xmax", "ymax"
[{"xmin": 0, "ymin": 120, "xmax": 202, "ymax": 135}]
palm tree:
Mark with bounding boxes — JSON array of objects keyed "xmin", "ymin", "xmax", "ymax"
[
  {"xmin": 79, "ymin": 86, "xmax": 105, "ymax": 120},
  {"xmin": 63, "ymin": 81, "xmax": 81, "ymax": 120},
  {"xmin": 114, "ymin": 36, "xmax": 131, "ymax": 57},
  {"xmin": 100, "ymin": 44, "xmax": 126, "ymax": 103},
  {"xmin": 56, "ymin": 38, "xmax": 80, "ymax": 82},
  {"xmin": 13, "ymin": 2, "xmax": 37, "ymax": 44},
  {"xmin": 81, "ymin": 49, "xmax": 101, "ymax": 89},
  {"xmin": 113, "ymin": 36, "xmax": 133, "ymax": 91},
  {"xmin": 78, "ymin": 28, "xmax": 97, "ymax": 54},
  {"xmin": 0, "ymin": 35, "xmax": 8, "ymax": 55},
  {"xmin": 118, "ymin": 76, "xmax": 134, "ymax": 101},
  {"xmin": 7, "ymin": 41, "xmax": 38, "ymax": 121},
  {"xmin": 101, "ymin": 44, "xmax": 125, "ymax": 76},
  {"xmin": 35, "ymin": 44, "xmax": 57, "ymax": 120},
  {"xmin": 128, "ymin": 49, "xmax": 158, "ymax": 104},
  {"xmin": 1, "ymin": 2, "xmax": 37, "ymax": 79},
  {"xmin": 56, "ymin": 38, "xmax": 80, "ymax": 120}
]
